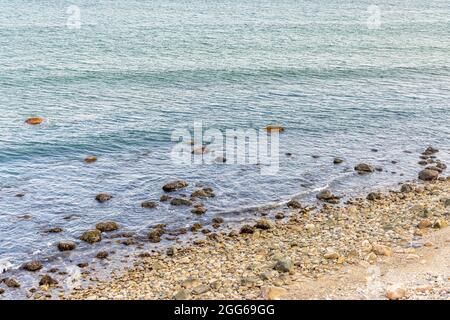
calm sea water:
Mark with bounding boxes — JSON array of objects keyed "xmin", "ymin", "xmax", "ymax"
[{"xmin": 0, "ymin": 0, "xmax": 449, "ymax": 292}]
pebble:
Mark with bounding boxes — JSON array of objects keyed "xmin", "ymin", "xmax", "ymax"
[{"xmin": 274, "ymin": 258, "xmax": 293, "ymax": 273}]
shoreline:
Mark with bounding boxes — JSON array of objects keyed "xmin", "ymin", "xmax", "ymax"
[{"xmin": 62, "ymin": 177, "xmax": 449, "ymax": 300}]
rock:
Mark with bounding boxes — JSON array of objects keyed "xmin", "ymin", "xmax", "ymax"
[
  {"xmin": 95, "ymin": 193, "xmax": 112, "ymax": 203},
  {"xmin": 316, "ymin": 190, "xmax": 340, "ymax": 203},
  {"xmin": 141, "ymin": 200, "xmax": 158, "ymax": 209},
  {"xmin": 436, "ymin": 162, "xmax": 447, "ymax": 171},
  {"xmin": 212, "ymin": 217, "xmax": 224, "ymax": 224},
  {"xmin": 191, "ymin": 187, "xmax": 215, "ymax": 198},
  {"xmin": 160, "ymin": 195, "xmax": 172, "ymax": 202},
  {"xmin": 418, "ymin": 169, "xmax": 439, "ymax": 181},
  {"xmin": 162, "ymin": 180, "xmax": 188, "ymax": 192},
  {"xmin": 0, "ymin": 288, "xmax": 4, "ymax": 295},
  {"xmin": 386, "ymin": 285, "xmax": 406, "ymax": 300},
  {"xmin": 367, "ymin": 192, "xmax": 382, "ymax": 201},
  {"xmin": 274, "ymin": 258, "xmax": 293, "ymax": 273},
  {"xmin": 77, "ymin": 263, "xmax": 89, "ymax": 268},
  {"xmin": 95, "ymin": 221, "xmax": 119, "ymax": 232},
  {"xmin": 418, "ymin": 219, "xmax": 432, "ymax": 229},
  {"xmin": 22, "ymin": 261, "xmax": 43, "ymax": 272},
  {"xmin": 275, "ymin": 212, "xmax": 285, "ymax": 219},
  {"xmin": 57, "ymin": 241, "xmax": 77, "ymax": 251},
  {"xmin": 265, "ymin": 125, "xmax": 285, "ymax": 133},
  {"xmin": 324, "ymin": 250, "xmax": 340, "ymax": 260},
  {"xmin": 443, "ymin": 198, "xmax": 450, "ymax": 208},
  {"xmin": 190, "ymin": 223, "xmax": 203, "ymax": 232},
  {"xmin": 25, "ymin": 117, "xmax": 45, "ymax": 125},
  {"xmin": 3, "ymin": 278, "xmax": 20, "ymax": 288},
  {"xmin": 255, "ymin": 219, "xmax": 272, "ymax": 230},
  {"xmin": 170, "ymin": 198, "xmax": 192, "ymax": 206},
  {"xmin": 148, "ymin": 228, "xmax": 164, "ymax": 243},
  {"xmin": 84, "ymin": 156, "xmax": 97, "ymax": 163},
  {"xmin": 333, "ymin": 157, "xmax": 344, "ymax": 164},
  {"xmin": 400, "ymin": 184, "xmax": 414, "ymax": 193},
  {"xmin": 181, "ymin": 278, "xmax": 201, "ymax": 289},
  {"xmin": 422, "ymin": 146, "xmax": 439, "ymax": 155},
  {"xmin": 166, "ymin": 246, "xmax": 177, "ymax": 256},
  {"xmin": 418, "ymin": 160, "xmax": 428, "ymax": 166},
  {"xmin": 192, "ymin": 284, "xmax": 210, "ymax": 295},
  {"xmin": 372, "ymin": 243, "xmax": 392, "ymax": 256},
  {"xmin": 214, "ymin": 156, "xmax": 227, "ymax": 163},
  {"xmin": 96, "ymin": 251, "xmax": 109, "ymax": 259},
  {"xmin": 287, "ymin": 199, "xmax": 302, "ymax": 209},
  {"xmin": 361, "ymin": 240, "xmax": 372, "ymax": 252},
  {"xmin": 80, "ymin": 230, "xmax": 102, "ymax": 244},
  {"xmin": 191, "ymin": 206, "xmax": 207, "ymax": 214},
  {"xmin": 432, "ymin": 219, "xmax": 448, "ymax": 229},
  {"xmin": 45, "ymin": 227, "xmax": 63, "ymax": 233},
  {"xmin": 261, "ymin": 286, "xmax": 287, "ymax": 300},
  {"xmin": 173, "ymin": 290, "xmax": 191, "ymax": 300},
  {"xmin": 354, "ymin": 163, "xmax": 374, "ymax": 174},
  {"xmin": 39, "ymin": 275, "xmax": 58, "ymax": 286},
  {"xmin": 239, "ymin": 225, "xmax": 255, "ymax": 234},
  {"xmin": 425, "ymin": 166, "xmax": 443, "ymax": 173},
  {"xmin": 192, "ymin": 146, "xmax": 208, "ymax": 155}
]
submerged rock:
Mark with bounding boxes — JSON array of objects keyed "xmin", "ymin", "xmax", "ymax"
[
  {"xmin": 96, "ymin": 251, "xmax": 109, "ymax": 259},
  {"xmin": 170, "ymin": 198, "xmax": 192, "ymax": 206},
  {"xmin": 191, "ymin": 187, "xmax": 215, "ymax": 198},
  {"xmin": 3, "ymin": 278, "xmax": 20, "ymax": 288},
  {"xmin": 354, "ymin": 163, "xmax": 374, "ymax": 174},
  {"xmin": 84, "ymin": 156, "xmax": 97, "ymax": 163},
  {"xmin": 46, "ymin": 227, "xmax": 63, "ymax": 233},
  {"xmin": 287, "ymin": 199, "xmax": 302, "ymax": 209},
  {"xmin": 22, "ymin": 261, "xmax": 43, "ymax": 272},
  {"xmin": 80, "ymin": 230, "xmax": 102, "ymax": 244},
  {"xmin": 141, "ymin": 200, "xmax": 158, "ymax": 209},
  {"xmin": 333, "ymin": 157, "xmax": 344, "ymax": 164},
  {"xmin": 160, "ymin": 195, "xmax": 172, "ymax": 202},
  {"xmin": 95, "ymin": 221, "xmax": 120, "ymax": 232},
  {"xmin": 39, "ymin": 275, "xmax": 58, "ymax": 286},
  {"xmin": 316, "ymin": 190, "xmax": 340, "ymax": 204},
  {"xmin": 162, "ymin": 180, "xmax": 188, "ymax": 192},
  {"xmin": 57, "ymin": 241, "xmax": 77, "ymax": 251},
  {"xmin": 422, "ymin": 146, "xmax": 439, "ymax": 155},
  {"xmin": 418, "ymin": 169, "xmax": 439, "ymax": 181},
  {"xmin": 95, "ymin": 193, "xmax": 113, "ymax": 203}
]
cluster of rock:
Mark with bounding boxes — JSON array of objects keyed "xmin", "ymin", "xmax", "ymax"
[{"xmin": 417, "ymin": 147, "xmax": 447, "ymax": 181}]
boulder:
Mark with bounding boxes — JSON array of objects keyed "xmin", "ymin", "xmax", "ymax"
[
  {"xmin": 22, "ymin": 261, "xmax": 43, "ymax": 272},
  {"xmin": 418, "ymin": 169, "xmax": 439, "ymax": 181},
  {"xmin": 422, "ymin": 146, "xmax": 439, "ymax": 155},
  {"xmin": 80, "ymin": 230, "xmax": 102, "ymax": 244},
  {"xmin": 95, "ymin": 193, "xmax": 112, "ymax": 203},
  {"xmin": 354, "ymin": 163, "xmax": 374, "ymax": 174},
  {"xmin": 162, "ymin": 180, "xmax": 188, "ymax": 192},
  {"xmin": 170, "ymin": 198, "xmax": 192, "ymax": 206},
  {"xmin": 95, "ymin": 221, "xmax": 119, "ymax": 232},
  {"xmin": 39, "ymin": 275, "xmax": 58, "ymax": 286},
  {"xmin": 316, "ymin": 190, "xmax": 340, "ymax": 203},
  {"xmin": 333, "ymin": 157, "xmax": 344, "ymax": 164},
  {"xmin": 57, "ymin": 241, "xmax": 77, "ymax": 251},
  {"xmin": 191, "ymin": 187, "xmax": 215, "ymax": 198},
  {"xmin": 141, "ymin": 200, "xmax": 158, "ymax": 209},
  {"xmin": 239, "ymin": 225, "xmax": 255, "ymax": 234}
]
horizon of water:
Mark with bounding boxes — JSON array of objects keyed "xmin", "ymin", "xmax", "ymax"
[{"xmin": 0, "ymin": 0, "xmax": 450, "ymax": 297}]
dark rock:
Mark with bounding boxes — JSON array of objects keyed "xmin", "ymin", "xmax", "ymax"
[
  {"xmin": 57, "ymin": 241, "xmax": 77, "ymax": 251},
  {"xmin": 45, "ymin": 227, "xmax": 63, "ymax": 233},
  {"xmin": 212, "ymin": 223, "xmax": 221, "ymax": 229},
  {"xmin": 170, "ymin": 198, "xmax": 192, "ymax": 206},
  {"xmin": 255, "ymin": 219, "xmax": 272, "ymax": 230},
  {"xmin": 212, "ymin": 217, "xmax": 224, "ymax": 224},
  {"xmin": 3, "ymin": 278, "xmax": 20, "ymax": 288},
  {"xmin": 422, "ymin": 146, "xmax": 439, "ymax": 155},
  {"xmin": 141, "ymin": 200, "xmax": 158, "ymax": 209},
  {"xmin": 418, "ymin": 169, "xmax": 439, "ymax": 181},
  {"xmin": 275, "ymin": 212, "xmax": 285, "ymax": 219},
  {"xmin": 367, "ymin": 192, "xmax": 382, "ymax": 201},
  {"xmin": 354, "ymin": 163, "xmax": 374, "ymax": 174},
  {"xmin": 22, "ymin": 261, "xmax": 43, "ymax": 272},
  {"xmin": 77, "ymin": 263, "xmax": 89, "ymax": 268},
  {"xmin": 39, "ymin": 275, "xmax": 58, "ymax": 286},
  {"xmin": 287, "ymin": 199, "xmax": 302, "ymax": 209},
  {"xmin": 191, "ymin": 206, "xmax": 207, "ymax": 214},
  {"xmin": 400, "ymin": 184, "xmax": 414, "ymax": 193},
  {"xmin": 333, "ymin": 157, "xmax": 344, "ymax": 164},
  {"xmin": 316, "ymin": 190, "xmax": 340, "ymax": 203},
  {"xmin": 0, "ymin": 288, "xmax": 4, "ymax": 294},
  {"xmin": 95, "ymin": 193, "xmax": 112, "ymax": 203},
  {"xmin": 166, "ymin": 247, "xmax": 177, "ymax": 256},
  {"xmin": 160, "ymin": 195, "xmax": 172, "ymax": 202},
  {"xmin": 96, "ymin": 251, "xmax": 109, "ymax": 259},
  {"xmin": 95, "ymin": 221, "xmax": 120, "ymax": 232},
  {"xmin": 418, "ymin": 160, "xmax": 428, "ymax": 166},
  {"xmin": 162, "ymin": 180, "xmax": 188, "ymax": 192},
  {"xmin": 190, "ymin": 223, "xmax": 203, "ymax": 232},
  {"xmin": 436, "ymin": 162, "xmax": 447, "ymax": 171},
  {"xmin": 214, "ymin": 156, "xmax": 227, "ymax": 163},
  {"xmin": 191, "ymin": 187, "xmax": 215, "ymax": 198},
  {"xmin": 240, "ymin": 225, "xmax": 255, "ymax": 234},
  {"xmin": 148, "ymin": 228, "xmax": 164, "ymax": 243},
  {"xmin": 80, "ymin": 230, "xmax": 102, "ymax": 244},
  {"xmin": 201, "ymin": 228, "xmax": 211, "ymax": 234},
  {"xmin": 371, "ymin": 148, "xmax": 378, "ymax": 152},
  {"xmin": 425, "ymin": 166, "xmax": 443, "ymax": 173},
  {"xmin": 274, "ymin": 258, "xmax": 293, "ymax": 273}
]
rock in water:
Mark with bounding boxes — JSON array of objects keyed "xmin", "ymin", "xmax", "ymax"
[
  {"xmin": 316, "ymin": 190, "xmax": 340, "ymax": 203},
  {"xmin": 354, "ymin": 163, "xmax": 374, "ymax": 174},
  {"xmin": 84, "ymin": 156, "xmax": 97, "ymax": 163},
  {"xmin": 418, "ymin": 169, "xmax": 439, "ymax": 181},
  {"xmin": 25, "ymin": 117, "xmax": 45, "ymax": 125},
  {"xmin": 80, "ymin": 230, "xmax": 102, "ymax": 244},
  {"xmin": 96, "ymin": 251, "xmax": 109, "ymax": 259},
  {"xmin": 57, "ymin": 241, "xmax": 77, "ymax": 251},
  {"xmin": 95, "ymin": 221, "xmax": 120, "ymax": 232},
  {"xmin": 39, "ymin": 275, "xmax": 58, "ymax": 286},
  {"xmin": 287, "ymin": 199, "xmax": 302, "ymax": 209},
  {"xmin": 3, "ymin": 278, "xmax": 20, "ymax": 288},
  {"xmin": 141, "ymin": 200, "xmax": 158, "ymax": 209},
  {"xmin": 333, "ymin": 157, "xmax": 344, "ymax": 164},
  {"xmin": 163, "ymin": 180, "xmax": 188, "ymax": 192},
  {"xmin": 265, "ymin": 125, "xmax": 285, "ymax": 133},
  {"xmin": 22, "ymin": 261, "xmax": 43, "ymax": 272},
  {"xmin": 421, "ymin": 146, "xmax": 439, "ymax": 155},
  {"xmin": 95, "ymin": 193, "xmax": 112, "ymax": 203},
  {"xmin": 170, "ymin": 198, "xmax": 192, "ymax": 206},
  {"xmin": 255, "ymin": 219, "xmax": 272, "ymax": 230},
  {"xmin": 191, "ymin": 187, "xmax": 215, "ymax": 198}
]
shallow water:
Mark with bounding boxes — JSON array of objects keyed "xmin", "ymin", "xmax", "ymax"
[{"xmin": 0, "ymin": 0, "xmax": 450, "ymax": 297}]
